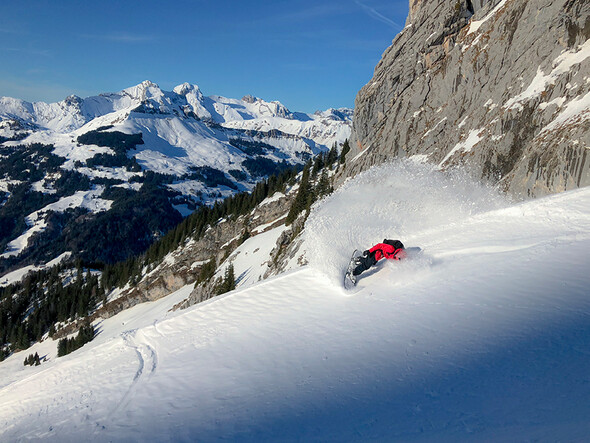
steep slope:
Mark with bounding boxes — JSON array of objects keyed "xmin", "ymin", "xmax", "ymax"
[
  {"xmin": 345, "ymin": 0, "xmax": 590, "ymax": 197},
  {"xmin": 1, "ymin": 161, "xmax": 589, "ymax": 441}
]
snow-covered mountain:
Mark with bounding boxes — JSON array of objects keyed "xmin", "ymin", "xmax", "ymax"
[
  {"xmin": 0, "ymin": 80, "xmax": 351, "ymax": 159},
  {"xmin": 0, "ymin": 79, "xmax": 323, "ymax": 125},
  {"xmin": 1, "ymin": 160, "xmax": 589, "ymax": 441},
  {"xmin": 0, "ymin": 80, "xmax": 351, "ymax": 182},
  {"xmin": 0, "ymin": 81, "xmax": 351, "ymax": 271}
]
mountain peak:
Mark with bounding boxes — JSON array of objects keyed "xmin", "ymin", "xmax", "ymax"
[
  {"xmin": 173, "ymin": 82, "xmax": 200, "ymax": 96},
  {"xmin": 122, "ymin": 80, "xmax": 163, "ymax": 101},
  {"xmin": 0, "ymin": 81, "xmax": 352, "ymax": 139},
  {"xmin": 139, "ymin": 79, "xmax": 159, "ymax": 88},
  {"xmin": 241, "ymin": 95, "xmax": 259, "ymax": 104},
  {"xmin": 63, "ymin": 95, "xmax": 83, "ymax": 107}
]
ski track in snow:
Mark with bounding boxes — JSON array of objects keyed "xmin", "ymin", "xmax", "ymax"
[
  {"xmin": 1, "ymin": 161, "xmax": 590, "ymax": 441},
  {"xmin": 109, "ymin": 328, "xmax": 159, "ymax": 419}
]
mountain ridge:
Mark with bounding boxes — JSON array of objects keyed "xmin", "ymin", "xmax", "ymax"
[{"xmin": 0, "ymin": 80, "xmax": 352, "ymax": 135}]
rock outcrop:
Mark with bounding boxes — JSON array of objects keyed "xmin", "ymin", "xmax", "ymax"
[
  {"xmin": 81, "ymin": 189, "xmax": 295, "ymax": 324},
  {"xmin": 344, "ymin": 0, "xmax": 590, "ymax": 197}
]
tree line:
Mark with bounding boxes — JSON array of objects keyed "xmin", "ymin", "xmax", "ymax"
[
  {"xmin": 0, "ymin": 263, "xmax": 103, "ymax": 361},
  {"xmin": 57, "ymin": 323, "xmax": 95, "ymax": 357},
  {"xmin": 285, "ymin": 141, "xmax": 345, "ymax": 225},
  {"xmin": 0, "ymin": 140, "xmax": 350, "ymax": 361}
]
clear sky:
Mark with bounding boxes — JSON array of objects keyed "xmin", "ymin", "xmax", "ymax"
[{"xmin": 0, "ymin": 0, "xmax": 409, "ymax": 113}]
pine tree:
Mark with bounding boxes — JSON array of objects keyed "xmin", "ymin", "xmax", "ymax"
[
  {"xmin": 224, "ymin": 264, "xmax": 236, "ymax": 293},
  {"xmin": 339, "ymin": 139, "xmax": 350, "ymax": 164},
  {"xmin": 239, "ymin": 228, "xmax": 251, "ymax": 245},
  {"xmin": 57, "ymin": 322, "xmax": 94, "ymax": 357},
  {"xmin": 197, "ymin": 258, "xmax": 217, "ymax": 284},
  {"xmin": 217, "ymin": 264, "xmax": 236, "ymax": 295},
  {"xmin": 326, "ymin": 142, "xmax": 339, "ymax": 167},
  {"xmin": 312, "ymin": 153, "xmax": 325, "ymax": 177},
  {"xmin": 286, "ymin": 161, "xmax": 312, "ymax": 225},
  {"xmin": 316, "ymin": 169, "xmax": 332, "ymax": 198},
  {"xmin": 57, "ymin": 338, "xmax": 67, "ymax": 357}
]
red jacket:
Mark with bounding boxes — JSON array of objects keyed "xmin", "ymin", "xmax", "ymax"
[{"xmin": 369, "ymin": 243, "xmax": 406, "ymax": 261}]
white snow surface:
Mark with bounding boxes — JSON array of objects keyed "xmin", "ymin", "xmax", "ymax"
[
  {"xmin": 438, "ymin": 128, "xmax": 484, "ymax": 167},
  {"xmin": 504, "ymin": 39, "xmax": 590, "ymax": 110},
  {"xmin": 216, "ymin": 223, "xmax": 288, "ymax": 288},
  {"xmin": 541, "ymin": 90, "xmax": 590, "ymax": 133},
  {"xmin": 1, "ymin": 161, "xmax": 590, "ymax": 441}
]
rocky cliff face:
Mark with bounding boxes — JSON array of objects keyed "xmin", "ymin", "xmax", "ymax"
[{"xmin": 344, "ymin": 0, "xmax": 590, "ymax": 198}]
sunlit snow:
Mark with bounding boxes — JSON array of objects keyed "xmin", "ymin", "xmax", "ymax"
[{"xmin": 1, "ymin": 161, "xmax": 589, "ymax": 440}]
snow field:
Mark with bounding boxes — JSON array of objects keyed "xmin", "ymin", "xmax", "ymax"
[
  {"xmin": 216, "ymin": 223, "xmax": 289, "ymax": 287},
  {"xmin": 1, "ymin": 161, "xmax": 590, "ymax": 441}
]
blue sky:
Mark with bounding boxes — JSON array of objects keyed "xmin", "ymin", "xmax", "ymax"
[{"xmin": 0, "ymin": 0, "xmax": 409, "ymax": 113}]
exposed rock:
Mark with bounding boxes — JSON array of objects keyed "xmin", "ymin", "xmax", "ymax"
[
  {"xmin": 112, "ymin": 190, "xmax": 294, "ymax": 313},
  {"xmin": 263, "ymin": 212, "xmax": 308, "ymax": 279},
  {"xmin": 343, "ymin": 0, "xmax": 590, "ymax": 198}
]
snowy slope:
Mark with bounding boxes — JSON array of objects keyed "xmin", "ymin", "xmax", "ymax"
[{"xmin": 1, "ymin": 161, "xmax": 589, "ymax": 441}]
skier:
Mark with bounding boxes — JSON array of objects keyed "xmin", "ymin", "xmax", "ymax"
[{"xmin": 345, "ymin": 239, "xmax": 406, "ymax": 287}]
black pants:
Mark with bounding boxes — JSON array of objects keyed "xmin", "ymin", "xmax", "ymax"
[{"xmin": 352, "ymin": 251, "xmax": 378, "ymax": 276}]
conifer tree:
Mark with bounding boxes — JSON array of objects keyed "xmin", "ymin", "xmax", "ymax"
[
  {"xmin": 316, "ymin": 169, "xmax": 332, "ymax": 198},
  {"xmin": 312, "ymin": 153, "xmax": 325, "ymax": 177},
  {"xmin": 57, "ymin": 337, "xmax": 67, "ymax": 357},
  {"xmin": 197, "ymin": 258, "xmax": 216, "ymax": 284},
  {"xmin": 225, "ymin": 264, "xmax": 236, "ymax": 292},
  {"xmin": 286, "ymin": 161, "xmax": 312, "ymax": 225},
  {"xmin": 339, "ymin": 139, "xmax": 350, "ymax": 164},
  {"xmin": 216, "ymin": 264, "xmax": 236, "ymax": 295},
  {"xmin": 326, "ymin": 142, "xmax": 339, "ymax": 167}
]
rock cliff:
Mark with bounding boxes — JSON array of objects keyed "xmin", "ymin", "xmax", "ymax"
[{"xmin": 344, "ymin": 0, "xmax": 590, "ymax": 197}]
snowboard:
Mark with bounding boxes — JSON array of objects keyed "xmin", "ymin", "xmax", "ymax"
[
  {"xmin": 343, "ymin": 247, "xmax": 423, "ymax": 290},
  {"xmin": 344, "ymin": 249, "xmax": 362, "ymax": 290}
]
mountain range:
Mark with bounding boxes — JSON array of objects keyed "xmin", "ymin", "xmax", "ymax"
[{"xmin": 0, "ymin": 81, "xmax": 351, "ymax": 270}]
